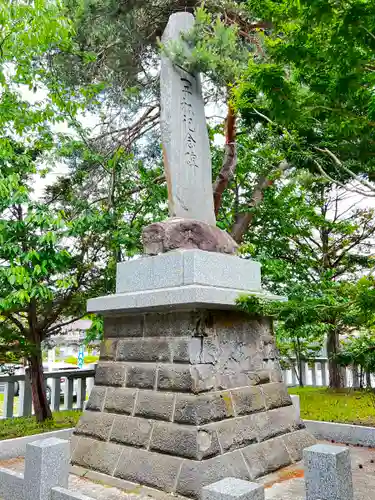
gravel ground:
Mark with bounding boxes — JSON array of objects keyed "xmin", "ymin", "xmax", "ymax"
[{"xmin": 1, "ymin": 441, "xmax": 375, "ymax": 500}]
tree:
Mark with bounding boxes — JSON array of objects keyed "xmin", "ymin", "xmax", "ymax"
[{"xmin": 0, "ymin": 1, "xmax": 165, "ymax": 421}]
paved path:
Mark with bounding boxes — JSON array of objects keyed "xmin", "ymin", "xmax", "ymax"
[{"xmin": 1, "ymin": 441, "xmax": 375, "ymax": 500}]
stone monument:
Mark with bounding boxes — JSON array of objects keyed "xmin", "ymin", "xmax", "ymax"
[{"xmin": 71, "ymin": 12, "xmax": 315, "ymax": 499}]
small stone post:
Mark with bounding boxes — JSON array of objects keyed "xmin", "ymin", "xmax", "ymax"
[
  {"xmin": 304, "ymin": 444, "xmax": 353, "ymax": 500},
  {"xmin": 290, "ymin": 394, "xmax": 300, "ymax": 420},
  {"xmin": 202, "ymin": 478, "xmax": 265, "ymax": 500},
  {"xmin": 24, "ymin": 438, "xmax": 70, "ymax": 500}
]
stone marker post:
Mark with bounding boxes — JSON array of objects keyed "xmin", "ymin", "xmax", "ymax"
[
  {"xmin": 304, "ymin": 444, "xmax": 354, "ymax": 500},
  {"xmin": 203, "ymin": 478, "xmax": 265, "ymax": 500},
  {"xmin": 72, "ymin": 12, "xmax": 316, "ymax": 499},
  {"xmin": 161, "ymin": 12, "xmax": 215, "ymax": 225}
]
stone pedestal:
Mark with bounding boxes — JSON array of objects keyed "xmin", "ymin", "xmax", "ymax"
[{"xmin": 72, "ymin": 251, "xmax": 315, "ymax": 498}]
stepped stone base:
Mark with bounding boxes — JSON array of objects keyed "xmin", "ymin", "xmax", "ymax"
[{"xmin": 72, "ymin": 309, "xmax": 315, "ymax": 498}]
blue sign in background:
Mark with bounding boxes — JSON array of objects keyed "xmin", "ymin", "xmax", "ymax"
[{"xmin": 77, "ymin": 345, "xmax": 85, "ymax": 368}]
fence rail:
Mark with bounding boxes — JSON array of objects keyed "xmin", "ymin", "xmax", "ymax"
[
  {"xmin": 0, "ymin": 368, "xmax": 96, "ymax": 419},
  {"xmin": 282, "ymin": 357, "xmax": 375, "ymax": 388}
]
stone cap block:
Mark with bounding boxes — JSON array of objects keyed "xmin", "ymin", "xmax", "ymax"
[
  {"xmin": 88, "ymin": 285, "xmax": 282, "ymax": 314},
  {"xmin": 304, "ymin": 443, "xmax": 349, "ymax": 458},
  {"xmin": 202, "ymin": 477, "xmax": 264, "ymax": 500},
  {"xmin": 116, "ymin": 250, "xmax": 260, "ymax": 294}
]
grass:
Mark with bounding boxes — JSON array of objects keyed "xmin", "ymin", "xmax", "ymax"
[
  {"xmin": 289, "ymin": 386, "xmax": 375, "ymax": 427},
  {"xmin": 0, "ymin": 410, "xmax": 82, "ymax": 440}
]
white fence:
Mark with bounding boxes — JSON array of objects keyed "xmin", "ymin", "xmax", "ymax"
[
  {"xmin": 0, "ymin": 368, "xmax": 96, "ymax": 418},
  {"xmin": 282, "ymin": 357, "xmax": 375, "ymax": 388}
]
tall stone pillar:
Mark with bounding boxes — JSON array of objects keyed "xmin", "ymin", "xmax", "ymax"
[{"xmin": 72, "ymin": 250, "xmax": 315, "ymax": 498}]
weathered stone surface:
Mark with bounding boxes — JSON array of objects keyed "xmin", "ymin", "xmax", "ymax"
[
  {"xmin": 126, "ymin": 364, "xmax": 157, "ymax": 389},
  {"xmin": 304, "ymin": 444, "xmax": 353, "ymax": 500},
  {"xmin": 114, "ymin": 446, "xmax": 183, "ymax": 492},
  {"xmin": 255, "ymin": 371, "xmax": 271, "ymax": 385},
  {"xmin": 157, "ymin": 364, "xmax": 192, "ymax": 392},
  {"xmin": 143, "ymin": 219, "xmax": 238, "ymax": 255},
  {"xmin": 191, "ymin": 364, "xmax": 216, "ymax": 392},
  {"xmin": 204, "ymin": 415, "xmax": 258, "ymax": 453},
  {"xmin": 135, "ymin": 390, "xmax": 175, "ymax": 421},
  {"xmin": 143, "ymin": 310, "xmax": 199, "ymax": 337},
  {"xmin": 282, "ymin": 429, "xmax": 317, "ymax": 462},
  {"xmin": 177, "ymin": 448, "xmax": 250, "ymax": 498},
  {"xmin": 174, "ymin": 392, "xmax": 234, "ymax": 425},
  {"xmin": 95, "ymin": 363, "xmax": 126, "ymax": 387},
  {"xmin": 110, "ymin": 415, "xmax": 152, "ymax": 448},
  {"xmin": 242, "ymin": 436, "xmax": 292, "ymax": 479},
  {"xmin": 230, "ymin": 386, "xmax": 265, "ymax": 416},
  {"xmin": 100, "ymin": 339, "xmax": 118, "ymax": 360},
  {"xmin": 150, "ymin": 421, "xmax": 220, "ymax": 460},
  {"xmin": 172, "ymin": 337, "xmax": 219, "ymax": 364},
  {"xmin": 261, "ymin": 382, "xmax": 292, "ymax": 410},
  {"xmin": 75, "ymin": 411, "xmax": 115, "ymax": 441},
  {"xmin": 160, "ymin": 11, "xmax": 215, "ymax": 226},
  {"xmin": 252, "ymin": 406, "xmax": 302, "ymax": 442},
  {"xmin": 104, "ymin": 387, "xmax": 137, "ymax": 415},
  {"xmin": 85, "ymin": 386, "xmax": 106, "ymax": 412},
  {"xmin": 104, "ymin": 315, "xmax": 143, "ymax": 338},
  {"xmin": 116, "ymin": 338, "xmax": 171, "ymax": 362},
  {"xmin": 202, "ymin": 478, "xmax": 265, "ymax": 500},
  {"xmin": 71, "ymin": 437, "xmax": 122, "ymax": 476}
]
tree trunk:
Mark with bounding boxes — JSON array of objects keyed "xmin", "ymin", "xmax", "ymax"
[
  {"xmin": 28, "ymin": 347, "xmax": 52, "ymax": 422},
  {"xmin": 326, "ymin": 329, "xmax": 344, "ymax": 389}
]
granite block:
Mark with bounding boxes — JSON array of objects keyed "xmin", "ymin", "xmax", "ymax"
[
  {"xmin": 304, "ymin": 443, "xmax": 353, "ymax": 500},
  {"xmin": 75, "ymin": 411, "xmax": 115, "ymax": 441},
  {"xmin": 104, "ymin": 387, "xmax": 137, "ymax": 414},
  {"xmin": 116, "ymin": 250, "xmax": 261, "ymax": 294},
  {"xmin": 261, "ymin": 382, "xmax": 292, "ymax": 410},
  {"xmin": 204, "ymin": 415, "xmax": 258, "ymax": 453},
  {"xmin": 282, "ymin": 429, "xmax": 316, "ymax": 462},
  {"xmin": 24, "ymin": 438, "xmax": 70, "ymax": 500},
  {"xmin": 99, "ymin": 339, "xmax": 118, "ymax": 360},
  {"xmin": 174, "ymin": 392, "xmax": 233, "ymax": 425},
  {"xmin": 241, "ymin": 436, "xmax": 292, "ymax": 479},
  {"xmin": 103, "ymin": 315, "xmax": 143, "ymax": 337},
  {"xmin": 116, "ymin": 338, "xmax": 171, "ymax": 362},
  {"xmin": 157, "ymin": 364, "xmax": 193, "ymax": 392},
  {"xmin": 177, "ymin": 447, "xmax": 250, "ymax": 498},
  {"xmin": 143, "ymin": 310, "xmax": 198, "ymax": 337},
  {"xmin": 0, "ymin": 468, "xmax": 25, "ymax": 500},
  {"xmin": 95, "ymin": 363, "xmax": 126, "ymax": 387},
  {"xmin": 126, "ymin": 363, "xmax": 157, "ymax": 389},
  {"xmin": 230, "ymin": 386, "xmax": 265, "ymax": 416},
  {"xmin": 71, "ymin": 437, "xmax": 122, "ymax": 476},
  {"xmin": 202, "ymin": 477, "xmax": 265, "ymax": 500},
  {"xmin": 134, "ymin": 390, "xmax": 175, "ymax": 421},
  {"xmin": 252, "ymin": 405, "xmax": 301, "ymax": 442},
  {"xmin": 110, "ymin": 415, "xmax": 152, "ymax": 448},
  {"xmin": 150, "ymin": 421, "xmax": 220, "ymax": 459},
  {"xmin": 114, "ymin": 446, "xmax": 183, "ymax": 492},
  {"xmin": 88, "ymin": 286, "xmax": 282, "ymax": 315},
  {"xmin": 85, "ymin": 386, "xmax": 106, "ymax": 412}
]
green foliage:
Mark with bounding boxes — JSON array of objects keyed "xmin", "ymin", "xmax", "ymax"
[
  {"xmin": 289, "ymin": 387, "xmax": 375, "ymax": 427},
  {"xmin": 337, "ymin": 331, "xmax": 375, "ymax": 376}
]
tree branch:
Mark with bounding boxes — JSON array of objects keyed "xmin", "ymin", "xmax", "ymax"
[
  {"xmin": 230, "ymin": 160, "xmax": 290, "ymax": 243},
  {"xmin": 213, "ymin": 102, "xmax": 237, "ymax": 216}
]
